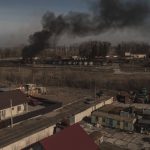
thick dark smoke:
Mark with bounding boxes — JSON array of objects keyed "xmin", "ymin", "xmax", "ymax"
[
  {"xmin": 22, "ymin": 0, "xmax": 150, "ymax": 59},
  {"xmin": 22, "ymin": 30, "xmax": 50, "ymax": 58},
  {"xmin": 93, "ymin": 0, "xmax": 150, "ymax": 29}
]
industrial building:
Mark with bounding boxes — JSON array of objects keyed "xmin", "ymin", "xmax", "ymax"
[
  {"xmin": 116, "ymin": 88, "xmax": 150, "ymax": 104},
  {"xmin": 0, "ymin": 96, "xmax": 113, "ymax": 150},
  {"xmin": 0, "ymin": 90, "xmax": 28, "ymax": 120},
  {"xmin": 0, "ymin": 94, "xmax": 62, "ymax": 129},
  {"xmin": 125, "ymin": 52, "xmax": 146, "ymax": 59},
  {"xmin": 137, "ymin": 119, "xmax": 150, "ymax": 133},
  {"xmin": 91, "ymin": 105, "xmax": 136, "ymax": 131},
  {"xmin": 135, "ymin": 109, "xmax": 150, "ymax": 133},
  {"xmin": 135, "ymin": 88, "xmax": 149, "ymax": 104},
  {"xmin": 92, "ymin": 111, "xmax": 136, "ymax": 131},
  {"xmin": 116, "ymin": 91, "xmax": 131, "ymax": 104}
]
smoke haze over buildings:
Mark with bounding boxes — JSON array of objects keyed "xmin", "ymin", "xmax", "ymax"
[{"xmin": 22, "ymin": 0, "xmax": 150, "ymax": 58}]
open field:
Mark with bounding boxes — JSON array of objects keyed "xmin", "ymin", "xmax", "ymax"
[
  {"xmin": 0, "ymin": 65, "xmax": 150, "ymax": 91},
  {"xmin": 41, "ymin": 86, "xmax": 95, "ymax": 105}
]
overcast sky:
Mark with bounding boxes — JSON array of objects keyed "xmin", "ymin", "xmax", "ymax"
[{"xmin": 0, "ymin": 0, "xmax": 88, "ymax": 47}]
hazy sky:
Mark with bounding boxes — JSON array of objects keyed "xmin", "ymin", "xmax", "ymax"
[
  {"xmin": 1, "ymin": 0, "xmax": 150, "ymax": 47},
  {"xmin": 0, "ymin": 0, "xmax": 88, "ymax": 47}
]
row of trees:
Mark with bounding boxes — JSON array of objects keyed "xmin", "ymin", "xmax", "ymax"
[
  {"xmin": 39, "ymin": 41, "xmax": 150, "ymax": 59},
  {"xmin": 116, "ymin": 42, "xmax": 150, "ymax": 57},
  {"xmin": 0, "ymin": 41, "xmax": 150, "ymax": 59},
  {"xmin": 0, "ymin": 47, "xmax": 22, "ymax": 58},
  {"xmin": 79, "ymin": 41, "xmax": 111, "ymax": 59}
]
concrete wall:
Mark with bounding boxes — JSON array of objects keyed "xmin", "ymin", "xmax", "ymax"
[
  {"xmin": 0, "ymin": 104, "xmax": 26, "ymax": 120},
  {"xmin": 1, "ymin": 125, "xmax": 55, "ymax": 150}
]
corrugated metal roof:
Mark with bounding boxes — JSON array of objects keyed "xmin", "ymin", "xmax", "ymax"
[
  {"xmin": 0, "ymin": 90, "xmax": 28, "ymax": 110},
  {"xmin": 40, "ymin": 124, "xmax": 100, "ymax": 150},
  {"xmin": 99, "ymin": 105, "xmax": 123, "ymax": 115}
]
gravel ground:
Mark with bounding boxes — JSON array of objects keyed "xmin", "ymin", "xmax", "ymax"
[{"xmin": 101, "ymin": 127, "xmax": 150, "ymax": 150}]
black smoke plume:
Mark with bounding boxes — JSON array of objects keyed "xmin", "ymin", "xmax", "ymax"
[
  {"xmin": 93, "ymin": 0, "xmax": 150, "ymax": 29},
  {"xmin": 22, "ymin": 0, "xmax": 150, "ymax": 59}
]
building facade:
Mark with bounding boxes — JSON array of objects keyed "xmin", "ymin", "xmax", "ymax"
[
  {"xmin": 125, "ymin": 52, "xmax": 146, "ymax": 59},
  {"xmin": 0, "ymin": 90, "xmax": 28, "ymax": 120},
  {"xmin": 0, "ymin": 104, "xmax": 27, "ymax": 120},
  {"xmin": 91, "ymin": 108, "xmax": 136, "ymax": 131}
]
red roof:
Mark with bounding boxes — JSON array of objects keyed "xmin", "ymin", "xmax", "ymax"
[{"xmin": 40, "ymin": 124, "xmax": 100, "ymax": 150}]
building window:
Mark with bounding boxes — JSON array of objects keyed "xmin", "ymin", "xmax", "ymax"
[
  {"xmin": 1, "ymin": 110, "xmax": 5, "ymax": 117},
  {"xmin": 124, "ymin": 122, "xmax": 128, "ymax": 127},
  {"xmin": 96, "ymin": 116, "xmax": 99, "ymax": 121},
  {"xmin": 117, "ymin": 121, "xmax": 120, "ymax": 126},
  {"xmin": 17, "ymin": 106, "xmax": 21, "ymax": 112},
  {"xmin": 102, "ymin": 118, "xmax": 105, "ymax": 123}
]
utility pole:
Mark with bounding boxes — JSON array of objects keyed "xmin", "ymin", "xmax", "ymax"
[
  {"xmin": 94, "ymin": 81, "xmax": 97, "ymax": 110},
  {"xmin": 10, "ymin": 99, "xmax": 13, "ymax": 128},
  {"xmin": 95, "ymin": 82, "xmax": 96, "ymax": 101},
  {"xmin": 32, "ymin": 67, "xmax": 34, "ymax": 84}
]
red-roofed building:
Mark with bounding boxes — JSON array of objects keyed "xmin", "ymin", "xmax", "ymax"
[{"xmin": 24, "ymin": 124, "xmax": 100, "ymax": 150}]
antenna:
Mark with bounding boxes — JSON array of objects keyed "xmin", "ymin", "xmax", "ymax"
[
  {"xmin": 94, "ymin": 80, "xmax": 97, "ymax": 110},
  {"xmin": 10, "ymin": 99, "xmax": 13, "ymax": 128}
]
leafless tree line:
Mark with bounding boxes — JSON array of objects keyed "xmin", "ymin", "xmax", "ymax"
[
  {"xmin": 116, "ymin": 42, "xmax": 150, "ymax": 57},
  {"xmin": 0, "ymin": 41, "xmax": 150, "ymax": 59}
]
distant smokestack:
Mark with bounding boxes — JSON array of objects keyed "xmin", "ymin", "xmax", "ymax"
[{"xmin": 22, "ymin": 0, "xmax": 150, "ymax": 59}]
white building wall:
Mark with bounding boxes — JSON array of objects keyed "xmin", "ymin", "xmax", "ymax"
[
  {"xmin": 1, "ymin": 125, "xmax": 55, "ymax": 150},
  {"xmin": 1, "ymin": 104, "xmax": 25, "ymax": 120},
  {"xmin": 95, "ymin": 102, "xmax": 105, "ymax": 110},
  {"xmin": 104, "ymin": 97, "xmax": 114, "ymax": 105},
  {"xmin": 75, "ymin": 97, "xmax": 113, "ymax": 123},
  {"xmin": 132, "ymin": 54, "xmax": 146, "ymax": 59},
  {"xmin": 125, "ymin": 52, "xmax": 131, "ymax": 57}
]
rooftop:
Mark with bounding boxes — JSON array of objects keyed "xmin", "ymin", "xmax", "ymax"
[
  {"xmin": 40, "ymin": 124, "xmax": 100, "ymax": 150},
  {"xmin": 0, "ymin": 90, "xmax": 28, "ymax": 109},
  {"xmin": 97, "ymin": 105, "xmax": 123, "ymax": 115},
  {"xmin": 0, "ymin": 96, "xmax": 111, "ymax": 148}
]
